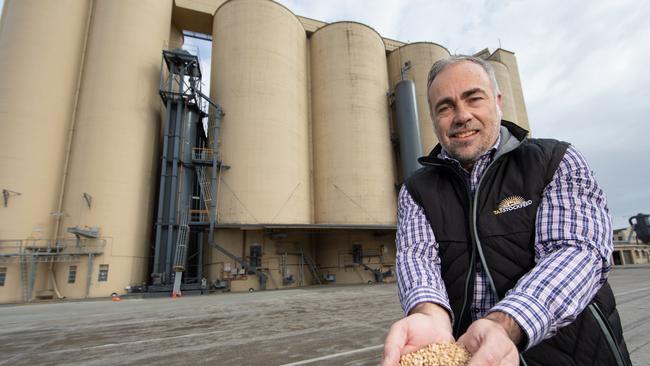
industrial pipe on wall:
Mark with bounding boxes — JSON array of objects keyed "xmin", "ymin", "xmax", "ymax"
[{"xmin": 394, "ymin": 80, "xmax": 423, "ymax": 180}]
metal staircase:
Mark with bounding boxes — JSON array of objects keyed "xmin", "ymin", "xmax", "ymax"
[
  {"xmin": 302, "ymin": 253, "xmax": 322, "ymax": 285},
  {"xmin": 172, "ymin": 210, "xmax": 190, "ymax": 296},
  {"xmin": 20, "ymin": 254, "xmax": 30, "ymax": 302},
  {"xmin": 280, "ymin": 250, "xmax": 322, "ymax": 285},
  {"xmin": 196, "ymin": 167, "xmax": 213, "ymax": 211}
]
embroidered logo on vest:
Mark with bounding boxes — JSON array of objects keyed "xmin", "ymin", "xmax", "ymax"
[{"xmin": 493, "ymin": 195, "xmax": 533, "ymax": 215}]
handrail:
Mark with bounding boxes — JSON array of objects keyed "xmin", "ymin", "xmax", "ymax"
[
  {"xmin": 191, "ymin": 147, "xmax": 214, "ymax": 161},
  {"xmin": 0, "ymin": 238, "xmax": 106, "ymax": 259}
]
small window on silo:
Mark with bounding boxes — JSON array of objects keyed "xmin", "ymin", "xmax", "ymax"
[
  {"xmin": 98, "ymin": 264, "xmax": 109, "ymax": 282},
  {"xmin": 0, "ymin": 267, "xmax": 6, "ymax": 286},
  {"xmin": 68, "ymin": 265, "xmax": 77, "ymax": 284}
]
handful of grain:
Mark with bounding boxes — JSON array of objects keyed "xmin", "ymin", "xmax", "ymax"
[{"xmin": 399, "ymin": 342, "xmax": 471, "ymax": 366}]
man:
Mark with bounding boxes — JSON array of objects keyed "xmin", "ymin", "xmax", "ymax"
[{"xmin": 382, "ymin": 56, "xmax": 630, "ymax": 366}]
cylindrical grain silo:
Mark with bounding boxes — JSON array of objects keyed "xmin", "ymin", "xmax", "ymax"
[
  {"xmin": 387, "ymin": 43, "xmax": 450, "ymax": 155},
  {"xmin": 211, "ymin": 0, "xmax": 311, "ymax": 224},
  {"xmin": 488, "ymin": 60, "xmax": 517, "ymax": 124},
  {"xmin": 59, "ymin": 0, "xmax": 173, "ymax": 298},
  {"xmin": 0, "ymin": 0, "xmax": 91, "ymax": 304},
  {"xmin": 0, "ymin": 0, "xmax": 90, "ymax": 241},
  {"xmin": 488, "ymin": 49, "xmax": 530, "ymax": 131},
  {"xmin": 311, "ymin": 22, "xmax": 396, "ymax": 225}
]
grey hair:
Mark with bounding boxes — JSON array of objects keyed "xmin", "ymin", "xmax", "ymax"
[{"xmin": 426, "ymin": 55, "xmax": 501, "ymax": 97}]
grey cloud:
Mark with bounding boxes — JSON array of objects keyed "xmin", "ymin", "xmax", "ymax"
[{"xmin": 279, "ymin": 0, "xmax": 650, "ymax": 228}]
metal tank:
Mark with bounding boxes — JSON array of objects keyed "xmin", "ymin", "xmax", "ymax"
[
  {"xmin": 387, "ymin": 43, "xmax": 450, "ymax": 155},
  {"xmin": 211, "ymin": 0, "xmax": 311, "ymax": 224},
  {"xmin": 59, "ymin": 0, "xmax": 173, "ymax": 298},
  {"xmin": 311, "ymin": 22, "xmax": 396, "ymax": 225},
  {"xmin": 394, "ymin": 80, "xmax": 423, "ymax": 179},
  {"xmin": 0, "ymin": 0, "xmax": 90, "ymax": 241},
  {"xmin": 488, "ymin": 60, "xmax": 518, "ymax": 124}
]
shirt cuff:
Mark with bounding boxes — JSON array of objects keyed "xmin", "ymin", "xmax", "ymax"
[
  {"xmin": 488, "ymin": 291, "xmax": 553, "ymax": 350},
  {"xmin": 402, "ymin": 285, "xmax": 453, "ymax": 321}
]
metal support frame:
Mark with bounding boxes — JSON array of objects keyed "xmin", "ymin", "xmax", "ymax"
[
  {"xmin": 152, "ymin": 48, "xmax": 222, "ymax": 291},
  {"xmin": 0, "ymin": 239, "xmax": 104, "ymax": 301},
  {"xmin": 28, "ymin": 254, "xmax": 37, "ymax": 301},
  {"xmin": 86, "ymin": 254, "xmax": 93, "ymax": 298},
  {"xmin": 2, "ymin": 189, "xmax": 21, "ymax": 207}
]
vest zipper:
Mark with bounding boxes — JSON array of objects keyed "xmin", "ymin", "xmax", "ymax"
[
  {"xmin": 457, "ymin": 201, "xmax": 476, "ymax": 336},
  {"xmin": 472, "ymin": 155, "xmax": 531, "ymax": 366},
  {"xmin": 472, "ymin": 158, "xmax": 503, "ymax": 299}
]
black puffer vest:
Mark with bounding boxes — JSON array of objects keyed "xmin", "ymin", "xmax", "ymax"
[{"xmin": 405, "ymin": 121, "xmax": 631, "ymax": 365}]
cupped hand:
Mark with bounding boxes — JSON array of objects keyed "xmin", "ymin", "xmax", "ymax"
[
  {"xmin": 456, "ymin": 314, "xmax": 521, "ymax": 366},
  {"xmin": 381, "ymin": 303, "xmax": 454, "ymax": 366}
]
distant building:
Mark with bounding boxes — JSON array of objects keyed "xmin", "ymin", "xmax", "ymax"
[{"xmin": 613, "ymin": 227, "xmax": 650, "ymax": 265}]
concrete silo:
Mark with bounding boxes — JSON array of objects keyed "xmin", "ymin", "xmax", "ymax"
[
  {"xmin": 211, "ymin": 0, "xmax": 311, "ymax": 224},
  {"xmin": 488, "ymin": 49, "xmax": 530, "ymax": 131},
  {"xmin": 311, "ymin": 22, "xmax": 396, "ymax": 225},
  {"xmin": 0, "ymin": 0, "xmax": 90, "ymax": 241},
  {"xmin": 58, "ymin": 0, "xmax": 173, "ymax": 298},
  {"xmin": 387, "ymin": 43, "xmax": 450, "ymax": 155},
  {"xmin": 488, "ymin": 60, "xmax": 518, "ymax": 124},
  {"xmin": 0, "ymin": 0, "xmax": 91, "ymax": 303}
]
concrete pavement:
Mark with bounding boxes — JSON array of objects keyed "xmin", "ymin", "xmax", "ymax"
[{"xmin": 1, "ymin": 265, "xmax": 649, "ymax": 365}]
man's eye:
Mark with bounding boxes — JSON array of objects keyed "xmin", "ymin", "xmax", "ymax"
[
  {"xmin": 469, "ymin": 96, "xmax": 483, "ymax": 103},
  {"xmin": 437, "ymin": 105, "xmax": 450, "ymax": 114}
]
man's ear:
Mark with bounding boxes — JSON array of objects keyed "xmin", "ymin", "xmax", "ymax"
[{"xmin": 496, "ymin": 93, "xmax": 503, "ymax": 120}]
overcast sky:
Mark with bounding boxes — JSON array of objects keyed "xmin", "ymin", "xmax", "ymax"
[
  {"xmin": 272, "ymin": 0, "xmax": 650, "ymax": 229},
  {"xmin": 2, "ymin": 0, "xmax": 647, "ymax": 229}
]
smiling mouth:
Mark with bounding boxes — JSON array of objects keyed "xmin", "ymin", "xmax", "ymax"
[{"xmin": 450, "ymin": 130, "xmax": 479, "ymax": 139}]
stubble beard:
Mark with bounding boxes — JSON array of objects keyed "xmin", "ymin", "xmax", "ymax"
[{"xmin": 440, "ymin": 122, "xmax": 500, "ymax": 170}]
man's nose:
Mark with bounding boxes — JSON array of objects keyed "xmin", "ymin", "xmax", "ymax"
[{"xmin": 453, "ymin": 104, "xmax": 472, "ymax": 125}]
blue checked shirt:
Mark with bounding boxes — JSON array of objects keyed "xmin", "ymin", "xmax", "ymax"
[{"xmin": 395, "ymin": 137, "xmax": 613, "ymax": 350}]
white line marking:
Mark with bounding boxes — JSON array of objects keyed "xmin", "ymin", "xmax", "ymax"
[
  {"xmin": 615, "ymin": 286, "xmax": 650, "ymax": 297},
  {"xmin": 45, "ymin": 329, "xmax": 228, "ymax": 354},
  {"xmin": 279, "ymin": 344, "xmax": 383, "ymax": 366}
]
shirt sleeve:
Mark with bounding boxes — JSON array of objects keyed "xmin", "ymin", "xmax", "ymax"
[
  {"xmin": 395, "ymin": 185, "xmax": 452, "ymax": 317},
  {"xmin": 488, "ymin": 145, "xmax": 613, "ymax": 349}
]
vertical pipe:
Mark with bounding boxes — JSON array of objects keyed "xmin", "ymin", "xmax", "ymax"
[
  {"xmin": 153, "ymin": 63, "xmax": 175, "ymax": 274},
  {"xmin": 299, "ymin": 252, "xmax": 304, "ymax": 286},
  {"xmin": 48, "ymin": 0, "xmax": 95, "ymax": 299},
  {"xmin": 394, "ymin": 80, "xmax": 423, "ymax": 179},
  {"xmin": 208, "ymin": 112, "xmax": 221, "ymax": 245},
  {"xmin": 180, "ymin": 109, "xmax": 197, "ymax": 212},
  {"xmin": 52, "ymin": 0, "xmax": 95, "ymax": 242},
  {"xmin": 242, "ymin": 231, "xmax": 246, "ymax": 264},
  {"xmin": 165, "ymin": 67, "xmax": 185, "ymax": 278},
  {"xmin": 197, "ymin": 231, "xmax": 204, "ymax": 280},
  {"xmin": 86, "ymin": 253, "xmax": 93, "ymax": 298}
]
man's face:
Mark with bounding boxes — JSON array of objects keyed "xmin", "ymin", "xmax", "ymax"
[{"xmin": 428, "ymin": 61, "xmax": 502, "ymax": 169}]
